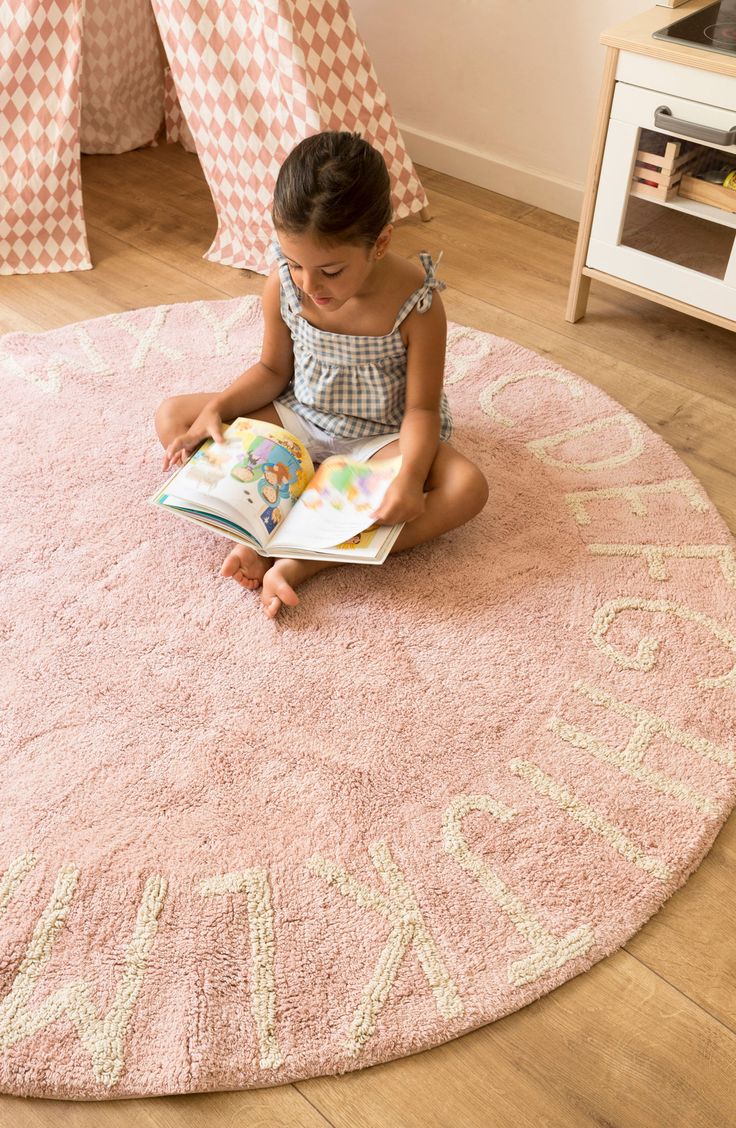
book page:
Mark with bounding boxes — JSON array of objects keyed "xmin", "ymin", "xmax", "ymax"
[
  {"xmin": 160, "ymin": 418, "xmax": 314, "ymax": 546},
  {"xmin": 269, "ymin": 520, "xmax": 403, "ymax": 564},
  {"xmin": 270, "ymin": 455, "xmax": 401, "ymax": 551}
]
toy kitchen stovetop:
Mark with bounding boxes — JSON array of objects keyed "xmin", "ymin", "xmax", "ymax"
[
  {"xmin": 567, "ymin": 0, "xmax": 736, "ymax": 331},
  {"xmin": 653, "ymin": 2, "xmax": 736, "ymax": 57}
]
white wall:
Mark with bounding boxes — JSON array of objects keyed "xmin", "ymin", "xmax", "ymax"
[{"xmin": 350, "ymin": 0, "xmax": 652, "ymax": 218}]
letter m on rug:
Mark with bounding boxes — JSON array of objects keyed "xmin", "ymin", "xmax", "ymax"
[{"xmin": 0, "ymin": 855, "xmax": 167, "ymax": 1088}]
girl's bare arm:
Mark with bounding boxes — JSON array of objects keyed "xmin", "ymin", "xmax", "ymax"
[
  {"xmin": 372, "ymin": 295, "xmax": 447, "ymax": 525},
  {"xmin": 396, "ymin": 295, "xmax": 446, "ymax": 481},
  {"xmin": 211, "ymin": 269, "xmax": 294, "ymax": 420},
  {"xmin": 162, "ymin": 272, "xmax": 294, "ymax": 466}
]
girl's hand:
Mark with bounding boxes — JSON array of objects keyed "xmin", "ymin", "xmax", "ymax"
[
  {"xmin": 162, "ymin": 405, "xmax": 226, "ymax": 472},
  {"xmin": 372, "ymin": 477, "xmax": 426, "ymax": 526}
]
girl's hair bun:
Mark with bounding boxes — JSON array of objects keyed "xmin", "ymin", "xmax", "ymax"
[{"xmin": 272, "ymin": 131, "xmax": 393, "ymax": 247}]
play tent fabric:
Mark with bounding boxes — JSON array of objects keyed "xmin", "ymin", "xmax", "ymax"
[
  {"xmin": 0, "ymin": 0, "xmax": 428, "ymax": 278},
  {"xmin": 80, "ymin": 0, "xmax": 165, "ymax": 156},
  {"xmin": 163, "ymin": 67, "xmax": 197, "ymax": 153},
  {"xmin": 151, "ymin": 0, "xmax": 430, "ymax": 273},
  {"xmin": 0, "ymin": 0, "xmax": 91, "ymax": 276},
  {"xmin": 81, "ymin": 0, "xmax": 196, "ymax": 154}
]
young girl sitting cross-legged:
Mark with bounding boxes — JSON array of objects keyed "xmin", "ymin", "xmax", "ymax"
[{"xmin": 155, "ymin": 131, "xmax": 488, "ymax": 619}]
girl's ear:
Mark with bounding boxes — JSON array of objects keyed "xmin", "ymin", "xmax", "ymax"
[{"xmin": 374, "ymin": 224, "xmax": 394, "ymax": 259}]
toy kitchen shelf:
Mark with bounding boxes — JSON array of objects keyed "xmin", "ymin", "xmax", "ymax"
[{"xmin": 567, "ymin": 0, "xmax": 736, "ymax": 331}]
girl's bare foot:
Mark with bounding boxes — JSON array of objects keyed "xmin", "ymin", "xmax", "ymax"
[
  {"xmin": 260, "ymin": 557, "xmax": 337, "ymax": 618},
  {"xmin": 259, "ymin": 559, "xmax": 304, "ymax": 618},
  {"xmin": 222, "ymin": 550, "xmax": 334, "ymax": 618},
  {"xmin": 220, "ymin": 545, "xmax": 270, "ymax": 590}
]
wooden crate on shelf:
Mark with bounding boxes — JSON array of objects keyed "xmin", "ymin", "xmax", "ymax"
[
  {"xmin": 630, "ymin": 132, "xmax": 698, "ymax": 202},
  {"xmin": 679, "ymin": 173, "xmax": 736, "ymax": 214}
]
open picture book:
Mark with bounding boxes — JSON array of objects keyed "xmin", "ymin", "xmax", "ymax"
[{"xmin": 151, "ymin": 417, "xmax": 404, "ymax": 563}]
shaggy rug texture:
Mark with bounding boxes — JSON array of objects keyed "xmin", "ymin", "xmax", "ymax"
[{"xmin": 1, "ymin": 295, "xmax": 735, "ymax": 1100}]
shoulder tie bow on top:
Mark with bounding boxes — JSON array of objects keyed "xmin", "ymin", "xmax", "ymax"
[{"xmin": 415, "ymin": 251, "xmax": 446, "ymax": 313}]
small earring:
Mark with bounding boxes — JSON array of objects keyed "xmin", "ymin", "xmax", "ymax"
[{"xmin": 376, "ymin": 249, "xmax": 384, "ymax": 259}]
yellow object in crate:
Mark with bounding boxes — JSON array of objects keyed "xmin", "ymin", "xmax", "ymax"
[
  {"xmin": 678, "ymin": 173, "xmax": 736, "ymax": 213},
  {"xmin": 678, "ymin": 153, "xmax": 736, "ymax": 214}
]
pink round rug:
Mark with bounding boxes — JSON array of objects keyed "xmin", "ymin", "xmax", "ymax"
[{"xmin": 1, "ymin": 295, "xmax": 735, "ymax": 1100}]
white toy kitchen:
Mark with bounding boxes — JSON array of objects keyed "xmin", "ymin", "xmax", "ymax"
[{"xmin": 568, "ymin": 0, "xmax": 736, "ymax": 331}]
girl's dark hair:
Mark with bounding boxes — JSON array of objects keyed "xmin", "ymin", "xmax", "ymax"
[{"xmin": 272, "ymin": 131, "xmax": 393, "ymax": 247}]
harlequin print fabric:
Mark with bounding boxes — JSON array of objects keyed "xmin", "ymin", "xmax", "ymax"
[
  {"xmin": 151, "ymin": 0, "xmax": 429, "ymax": 273},
  {"xmin": 80, "ymin": 0, "xmax": 164, "ymax": 155},
  {"xmin": 0, "ymin": 0, "xmax": 91, "ymax": 276},
  {"xmin": 1, "ymin": 0, "xmax": 428, "ymax": 276},
  {"xmin": 163, "ymin": 67, "xmax": 197, "ymax": 153}
]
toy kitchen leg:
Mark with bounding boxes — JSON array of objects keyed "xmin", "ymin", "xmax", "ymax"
[{"xmin": 566, "ymin": 47, "xmax": 619, "ymax": 322}]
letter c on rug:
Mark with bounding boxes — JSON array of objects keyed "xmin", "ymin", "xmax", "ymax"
[{"xmin": 479, "ymin": 368, "xmax": 584, "ymax": 427}]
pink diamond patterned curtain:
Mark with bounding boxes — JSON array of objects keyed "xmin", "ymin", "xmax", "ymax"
[
  {"xmin": 1, "ymin": 0, "xmax": 428, "ymax": 277},
  {"xmin": 164, "ymin": 67, "xmax": 197, "ymax": 152},
  {"xmin": 0, "ymin": 0, "xmax": 90, "ymax": 275},
  {"xmin": 80, "ymin": 0, "xmax": 164, "ymax": 155},
  {"xmin": 152, "ymin": 0, "xmax": 429, "ymax": 273}
]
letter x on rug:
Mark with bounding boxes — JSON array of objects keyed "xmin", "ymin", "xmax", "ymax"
[{"xmin": 1, "ymin": 295, "xmax": 735, "ymax": 1099}]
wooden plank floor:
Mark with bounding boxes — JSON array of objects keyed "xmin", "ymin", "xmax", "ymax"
[{"xmin": 1, "ymin": 146, "xmax": 735, "ymax": 1128}]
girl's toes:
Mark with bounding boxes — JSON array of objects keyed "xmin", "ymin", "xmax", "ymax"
[
  {"xmin": 260, "ymin": 567, "xmax": 300, "ymax": 618},
  {"xmin": 220, "ymin": 551, "xmax": 242, "ymax": 578},
  {"xmin": 273, "ymin": 577, "xmax": 299, "ymax": 608},
  {"xmin": 263, "ymin": 595, "xmax": 282, "ymax": 619}
]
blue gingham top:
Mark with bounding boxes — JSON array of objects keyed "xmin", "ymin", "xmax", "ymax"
[{"xmin": 274, "ymin": 243, "xmax": 453, "ymax": 441}]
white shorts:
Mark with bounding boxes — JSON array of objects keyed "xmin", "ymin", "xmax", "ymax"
[{"xmin": 273, "ymin": 399, "xmax": 400, "ymax": 464}]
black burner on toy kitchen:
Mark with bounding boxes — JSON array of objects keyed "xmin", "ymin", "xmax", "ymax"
[{"xmin": 653, "ymin": 2, "xmax": 736, "ymax": 56}]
